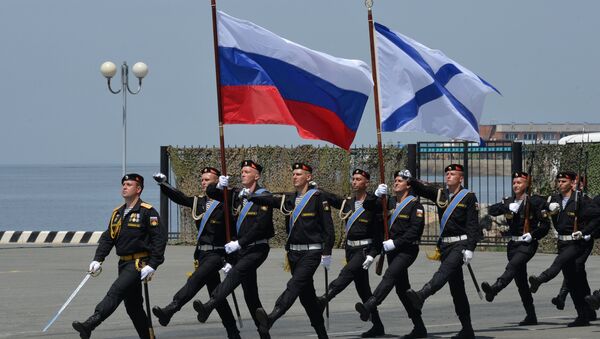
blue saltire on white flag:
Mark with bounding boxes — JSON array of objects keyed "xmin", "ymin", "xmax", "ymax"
[{"xmin": 375, "ymin": 22, "xmax": 499, "ymax": 144}]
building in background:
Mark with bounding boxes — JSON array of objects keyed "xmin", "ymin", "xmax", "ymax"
[{"xmin": 480, "ymin": 123, "xmax": 600, "ymax": 143}]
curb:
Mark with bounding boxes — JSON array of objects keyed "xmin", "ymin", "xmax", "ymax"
[{"xmin": 0, "ymin": 231, "xmax": 103, "ymax": 245}]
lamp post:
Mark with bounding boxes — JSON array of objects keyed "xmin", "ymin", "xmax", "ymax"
[{"xmin": 100, "ymin": 61, "xmax": 148, "ymax": 176}]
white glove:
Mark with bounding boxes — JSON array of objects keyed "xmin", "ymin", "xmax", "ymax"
[
  {"xmin": 220, "ymin": 263, "xmax": 232, "ymax": 275},
  {"xmin": 88, "ymin": 261, "xmax": 101, "ymax": 274},
  {"xmin": 549, "ymin": 202, "xmax": 560, "ymax": 212},
  {"xmin": 238, "ymin": 188, "xmax": 250, "ymax": 199},
  {"xmin": 509, "ymin": 202, "xmax": 520, "ymax": 214},
  {"xmin": 462, "ymin": 249, "xmax": 473, "ymax": 265},
  {"xmin": 153, "ymin": 172, "xmax": 167, "ymax": 183},
  {"xmin": 521, "ymin": 232, "xmax": 532, "ymax": 243},
  {"xmin": 572, "ymin": 231, "xmax": 583, "ymax": 240},
  {"xmin": 309, "ymin": 181, "xmax": 318, "ymax": 188},
  {"xmin": 225, "ymin": 240, "xmax": 241, "ymax": 254},
  {"xmin": 140, "ymin": 265, "xmax": 155, "ymax": 280},
  {"xmin": 375, "ymin": 184, "xmax": 388, "ymax": 197},
  {"xmin": 382, "ymin": 239, "xmax": 396, "ymax": 252},
  {"xmin": 362, "ymin": 255, "xmax": 374, "ymax": 270},
  {"xmin": 320, "ymin": 255, "xmax": 331, "ymax": 270},
  {"xmin": 584, "ymin": 234, "xmax": 592, "ymax": 241},
  {"xmin": 216, "ymin": 175, "xmax": 230, "ymax": 189}
]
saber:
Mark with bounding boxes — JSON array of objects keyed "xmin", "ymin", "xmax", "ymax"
[
  {"xmin": 466, "ymin": 263, "xmax": 483, "ymax": 300},
  {"xmin": 231, "ymin": 289, "xmax": 243, "ymax": 328},
  {"xmin": 143, "ymin": 279, "xmax": 156, "ymax": 339},
  {"xmin": 324, "ymin": 268, "xmax": 329, "ymax": 330},
  {"xmin": 43, "ymin": 268, "xmax": 100, "ymax": 332}
]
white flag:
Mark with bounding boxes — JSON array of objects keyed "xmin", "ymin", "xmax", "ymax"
[{"xmin": 375, "ymin": 22, "xmax": 499, "ymax": 144}]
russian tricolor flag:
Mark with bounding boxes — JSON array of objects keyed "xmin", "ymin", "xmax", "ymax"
[{"xmin": 217, "ymin": 11, "xmax": 373, "ymax": 150}]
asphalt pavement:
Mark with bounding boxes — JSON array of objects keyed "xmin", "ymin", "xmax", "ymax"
[{"xmin": 1, "ymin": 244, "xmax": 599, "ymax": 338}]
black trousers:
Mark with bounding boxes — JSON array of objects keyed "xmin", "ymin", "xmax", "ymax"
[
  {"xmin": 171, "ymin": 250, "xmax": 237, "ymax": 329},
  {"xmin": 496, "ymin": 240, "xmax": 538, "ymax": 312},
  {"xmin": 210, "ymin": 244, "xmax": 270, "ymax": 328},
  {"xmin": 426, "ymin": 241, "xmax": 471, "ymax": 319},
  {"xmin": 273, "ymin": 249, "xmax": 325, "ymax": 332},
  {"xmin": 93, "ymin": 260, "xmax": 150, "ymax": 339},
  {"xmin": 538, "ymin": 240, "xmax": 589, "ymax": 319},
  {"xmin": 372, "ymin": 244, "xmax": 420, "ymax": 319},
  {"xmin": 327, "ymin": 245, "xmax": 373, "ymax": 304}
]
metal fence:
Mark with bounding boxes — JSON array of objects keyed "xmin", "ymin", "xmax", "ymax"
[{"xmin": 415, "ymin": 141, "xmax": 521, "ymax": 246}]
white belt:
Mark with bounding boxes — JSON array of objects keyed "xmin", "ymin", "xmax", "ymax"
[
  {"xmin": 347, "ymin": 239, "xmax": 373, "ymax": 247},
  {"xmin": 441, "ymin": 235, "xmax": 468, "ymax": 243},
  {"xmin": 289, "ymin": 243, "xmax": 323, "ymax": 251},
  {"xmin": 510, "ymin": 236, "xmax": 525, "ymax": 242},
  {"xmin": 197, "ymin": 244, "xmax": 224, "ymax": 251},
  {"xmin": 247, "ymin": 239, "xmax": 269, "ymax": 247},
  {"xmin": 558, "ymin": 235, "xmax": 575, "ymax": 241}
]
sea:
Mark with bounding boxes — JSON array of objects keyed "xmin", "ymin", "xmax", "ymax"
[{"xmin": 0, "ymin": 164, "xmax": 169, "ymax": 232}]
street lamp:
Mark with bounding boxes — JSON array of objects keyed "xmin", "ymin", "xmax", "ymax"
[{"xmin": 100, "ymin": 61, "xmax": 149, "ymax": 176}]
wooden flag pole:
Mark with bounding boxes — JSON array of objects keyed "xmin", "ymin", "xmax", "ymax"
[
  {"xmin": 365, "ymin": 0, "xmax": 390, "ymax": 276},
  {"xmin": 210, "ymin": 1, "xmax": 243, "ymax": 324},
  {"xmin": 210, "ymin": 0, "xmax": 232, "ymax": 242}
]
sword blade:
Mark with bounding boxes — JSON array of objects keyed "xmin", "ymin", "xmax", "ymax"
[
  {"xmin": 43, "ymin": 273, "xmax": 92, "ymax": 332},
  {"xmin": 324, "ymin": 268, "xmax": 329, "ymax": 330},
  {"xmin": 466, "ymin": 263, "xmax": 483, "ymax": 300}
]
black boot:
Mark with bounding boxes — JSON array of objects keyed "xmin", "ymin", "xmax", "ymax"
[
  {"xmin": 226, "ymin": 325, "xmax": 242, "ymax": 339},
  {"xmin": 481, "ymin": 280, "xmax": 502, "ymax": 302},
  {"xmin": 518, "ymin": 303, "xmax": 537, "ymax": 326},
  {"xmin": 528, "ymin": 274, "xmax": 545, "ymax": 293},
  {"xmin": 551, "ymin": 284, "xmax": 569, "ymax": 310},
  {"xmin": 586, "ymin": 294, "xmax": 600, "ymax": 310},
  {"xmin": 72, "ymin": 312, "xmax": 102, "ymax": 339},
  {"xmin": 152, "ymin": 301, "xmax": 179, "ymax": 326},
  {"xmin": 567, "ymin": 317, "xmax": 590, "ymax": 327},
  {"xmin": 361, "ymin": 309, "xmax": 385, "ymax": 338},
  {"xmin": 256, "ymin": 307, "xmax": 284, "ymax": 336},
  {"xmin": 316, "ymin": 292, "xmax": 330, "ymax": 314},
  {"xmin": 193, "ymin": 298, "xmax": 215, "ymax": 323},
  {"xmin": 401, "ymin": 315, "xmax": 427, "ymax": 339},
  {"xmin": 451, "ymin": 315, "xmax": 474, "ymax": 339},
  {"xmin": 355, "ymin": 296, "xmax": 377, "ymax": 322},
  {"xmin": 406, "ymin": 283, "xmax": 432, "ymax": 311}
]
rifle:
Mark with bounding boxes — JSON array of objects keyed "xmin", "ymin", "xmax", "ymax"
[{"xmin": 522, "ymin": 148, "xmax": 535, "ymax": 234}]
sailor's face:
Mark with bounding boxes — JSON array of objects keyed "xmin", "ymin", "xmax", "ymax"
[
  {"xmin": 512, "ymin": 177, "xmax": 527, "ymax": 195},
  {"xmin": 445, "ymin": 170, "xmax": 463, "ymax": 186}
]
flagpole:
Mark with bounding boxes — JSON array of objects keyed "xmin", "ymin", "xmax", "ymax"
[
  {"xmin": 210, "ymin": 0, "xmax": 231, "ymax": 242},
  {"xmin": 365, "ymin": 0, "xmax": 390, "ymax": 276}
]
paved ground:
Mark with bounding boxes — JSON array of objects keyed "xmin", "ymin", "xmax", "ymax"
[{"xmin": 1, "ymin": 244, "xmax": 599, "ymax": 338}]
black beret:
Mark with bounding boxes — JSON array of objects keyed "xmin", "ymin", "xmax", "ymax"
[
  {"xmin": 445, "ymin": 163, "xmax": 464, "ymax": 172},
  {"xmin": 122, "ymin": 173, "xmax": 144, "ymax": 188},
  {"xmin": 292, "ymin": 162, "xmax": 312, "ymax": 173},
  {"xmin": 241, "ymin": 160, "xmax": 263, "ymax": 173},
  {"xmin": 512, "ymin": 171, "xmax": 529, "ymax": 179},
  {"xmin": 556, "ymin": 171, "xmax": 577, "ymax": 180},
  {"xmin": 352, "ymin": 168, "xmax": 370, "ymax": 179},
  {"xmin": 201, "ymin": 167, "xmax": 221, "ymax": 176}
]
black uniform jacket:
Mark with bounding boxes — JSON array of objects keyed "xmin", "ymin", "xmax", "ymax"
[
  {"xmin": 548, "ymin": 191, "xmax": 599, "ymax": 237},
  {"xmin": 249, "ymin": 189, "xmax": 335, "ymax": 255},
  {"xmin": 94, "ymin": 199, "xmax": 167, "ymax": 269},
  {"xmin": 206, "ymin": 183, "xmax": 274, "ymax": 247},
  {"xmin": 322, "ymin": 191, "xmax": 382, "ymax": 257},
  {"xmin": 411, "ymin": 180, "xmax": 480, "ymax": 251},
  {"xmin": 488, "ymin": 194, "xmax": 550, "ymax": 240},
  {"xmin": 158, "ymin": 182, "xmax": 234, "ymax": 247}
]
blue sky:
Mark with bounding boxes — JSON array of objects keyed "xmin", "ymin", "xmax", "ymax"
[{"xmin": 1, "ymin": 0, "xmax": 598, "ymax": 164}]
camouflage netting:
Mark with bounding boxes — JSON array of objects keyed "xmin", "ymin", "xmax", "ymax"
[
  {"xmin": 167, "ymin": 143, "xmax": 600, "ymax": 254},
  {"xmin": 168, "ymin": 145, "xmax": 406, "ymax": 246},
  {"xmin": 523, "ymin": 143, "xmax": 600, "ymax": 254}
]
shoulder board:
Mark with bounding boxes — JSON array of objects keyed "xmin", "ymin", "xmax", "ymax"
[
  {"xmin": 141, "ymin": 202, "xmax": 153, "ymax": 209},
  {"xmin": 113, "ymin": 205, "xmax": 122, "ymax": 212}
]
